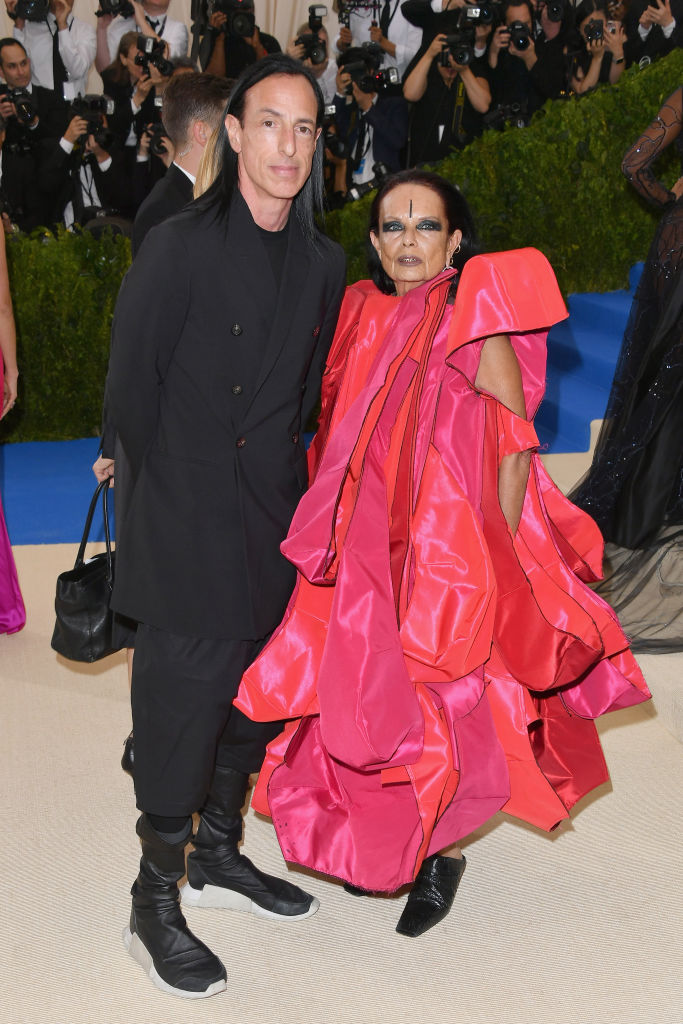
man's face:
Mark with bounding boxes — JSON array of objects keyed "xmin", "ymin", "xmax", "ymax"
[
  {"xmin": 505, "ymin": 4, "xmax": 533, "ymax": 29},
  {"xmin": 49, "ymin": 0, "xmax": 75, "ymax": 12},
  {"xmin": 0, "ymin": 44, "xmax": 32, "ymax": 89},
  {"xmin": 226, "ymin": 74, "xmax": 321, "ymax": 206}
]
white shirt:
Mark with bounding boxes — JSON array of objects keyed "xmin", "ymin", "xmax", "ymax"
[
  {"xmin": 345, "ymin": 2, "xmax": 422, "ymax": 80},
  {"xmin": 14, "ymin": 14, "xmax": 96, "ymax": 100},
  {"xmin": 351, "ymin": 94, "xmax": 378, "ymax": 185},
  {"xmin": 106, "ymin": 14, "xmax": 189, "ymax": 65},
  {"xmin": 314, "ymin": 60, "xmax": 338, "ymax": 106}
]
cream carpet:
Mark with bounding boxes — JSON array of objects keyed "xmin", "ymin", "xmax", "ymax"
[{"xmin": 2, "ymin": 447, "xmax": 681, "ymax": 1024}]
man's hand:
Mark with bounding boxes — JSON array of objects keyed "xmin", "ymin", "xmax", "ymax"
[
  {"xmin": 336, "ymin": 66, "xmax": 352, "ymax": 95},
  {"xmin": 0, "ymin": 96, "xmax": 16, "ymax": 122},
  {"xmin": 337, "ymin": 24, "xmax": 352, "ymax": 50},
  {"xmin": 286, "ymin": 36, "xmax": 306, "ymax": 60},
  {"xmin": 85, "ymin": 132, "xmax": 110, "ymax": 162},
  {"xmin": 671, "ymin": 175, "xmax": 683, "ymax": 199},
  {"xmin": 5, "ymin": 0, "xmax": 24, "ymax": 28},
  {"xmin": 64, "ymin": 114, "xmax": 89, "ymax": 144},
  {"xmin": 133, "ymin": 72, "xmax": 155, "ymax": 107},
  {"xmin": 645, "ymin": 0, "xmax": 674, "ymax": 26},
  {"xmin": 92, "ymin": 455, "xmax": 115, "ymax": 484},
  {"xmin": 427, "ymin": 32, "xmax": 448, "ymax": 61},
  {"xmin": 509, "ymin": 36, "xmax": 536, "ymax": 67},
  {"xmin": 490, "ymin": 24, "xmax": 510, "ymax": 58},
  {"xmin": 53, "ymin": 0, "xmax": 71, "ymax": 31},
  {"xmin": 246, "ymin": 26, "xmax": 266, "ymax": 58}
]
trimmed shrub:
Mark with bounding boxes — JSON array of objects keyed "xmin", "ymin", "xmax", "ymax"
[{"xmin": 1, "ymin": 227, "xmax": 130, "ymax": 443}]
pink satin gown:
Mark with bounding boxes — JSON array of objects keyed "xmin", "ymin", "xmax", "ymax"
[{"xmin": 0, "ymin": 357, "xmax": 25, "ymax": 634}]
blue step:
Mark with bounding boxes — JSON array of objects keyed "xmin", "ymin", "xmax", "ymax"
[
  {"xmin": 546, "ymin": 322, "xmax": 625, "ymax": 390},
  {"xmin": 536, "ymin": 371, "xmax": 610, "ymax": 453}
]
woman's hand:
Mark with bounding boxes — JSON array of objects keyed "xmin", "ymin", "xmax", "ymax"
[
  {"xmin": 604, "ymin": 22, "xmax": 626, "ymax": 57},
  {"xmin": 586, "ymin": 34, "xmax": 606, "ymax": 61},
  {"xmin": 2, "ymin": 366, "xmax": 17, "ymax": 418}
]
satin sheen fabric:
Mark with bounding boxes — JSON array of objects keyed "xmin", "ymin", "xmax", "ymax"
[
  {"xmin": 235, "ymin": 249, "xmax": 651, "ymax": 893},
  {"xmin": 0, "ymin": 357, "xmax": 25, "ymax": 634}
]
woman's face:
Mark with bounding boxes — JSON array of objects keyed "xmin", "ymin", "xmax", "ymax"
[
  {"xmin": 121, "ymin": 45, "xmax": 144, "ymax": 81},
  {"xmin": 370, "ymin": 183, "xmax": 462, "ymax": 297}
]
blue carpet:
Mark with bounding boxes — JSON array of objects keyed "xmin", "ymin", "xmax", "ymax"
[
  {"xmin": 0, "ymin": 270, "xmax": 645, "ymax": 544},
  {"xmin": 535, "ymin": 263, "xmax": 643, "ymax": 453},
  {"xmin": 0, "ymin": 437, "xmax": 110, "ymax": 545}
]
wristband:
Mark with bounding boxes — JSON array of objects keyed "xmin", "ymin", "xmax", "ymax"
[{"xmin": 613, "ymin": 56, "xmax": 624, "ymax": 64}]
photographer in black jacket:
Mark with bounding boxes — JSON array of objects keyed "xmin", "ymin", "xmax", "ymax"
[{"xmin": 403, "ymin": 12, "xmax": 491, "ymax": 165}]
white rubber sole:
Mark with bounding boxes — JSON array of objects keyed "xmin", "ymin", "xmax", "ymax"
[
  {"xmin": 122, "ymin": 927, "xmax": 227, "ymax": 999},
  {"xmin": 180, "ymin": 883, "xmax": 320, "ymax": 922}
]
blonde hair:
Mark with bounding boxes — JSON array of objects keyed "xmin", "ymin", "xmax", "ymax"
[{"xmin": 194, "ymin": 122, "xmax": 223, "ymax": 199}]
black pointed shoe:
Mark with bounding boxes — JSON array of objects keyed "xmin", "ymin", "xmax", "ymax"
[
  {"xmin": 395, "ymin": 854, "xmax": 466, "ymax": 938},
  {"xmin": 121, "ymin": 731, "xmax": 134, "ymax": 778},
  {"xmin": 180, "ymin": 765, "xmax": 319, "ymax": 922},
  {"xmin": 124, "ymin": 814, "xmax": 227, "ymax": 999}
]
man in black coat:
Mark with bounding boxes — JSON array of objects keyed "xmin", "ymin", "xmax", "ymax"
[
  {"xmin": 95, "ymin": 55, "xmax": 346, "ymax": 999},
  {"xmin": 132, "ymin": 72, "xmax": 231, "ymax": 256}
]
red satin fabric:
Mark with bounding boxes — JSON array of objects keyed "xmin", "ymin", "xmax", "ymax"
[{"xmin": 236, "ymin": 250, "xmax": 651, "ymax": 893}]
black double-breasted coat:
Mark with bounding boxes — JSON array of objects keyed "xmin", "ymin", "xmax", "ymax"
[{"xmin": 103, "ymin": 190, "xmax": 346, "ymax": 641}]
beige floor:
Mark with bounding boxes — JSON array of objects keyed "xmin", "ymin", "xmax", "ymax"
[{"xmin": 2, "ymin": 448, "xmax": 681, "ymax": 1024}]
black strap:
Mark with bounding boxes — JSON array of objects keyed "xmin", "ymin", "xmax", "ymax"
[{"xmin": 74, "ymin": 478, "xmax": 113, "ymax": 583}]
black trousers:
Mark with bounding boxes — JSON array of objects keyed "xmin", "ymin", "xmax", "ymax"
[{"xmin": 131, "ymin": 623, "xmax": 283, "ymax": 816}]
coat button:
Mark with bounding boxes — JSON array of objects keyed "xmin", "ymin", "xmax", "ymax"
[
  {"xmin": 236, "ymin": 437, "xmax": 246, "ymax": 448},
  {"xmin": 231, "ymin": 323, "xmax": 242, "ymax": 336},
  {"xmin": 291, "ymin": 432, "xmax": 299, "ymax": 444},
  {"xmin": 232, "ymin": 384, "xmax": 242, "ymax": 395}
]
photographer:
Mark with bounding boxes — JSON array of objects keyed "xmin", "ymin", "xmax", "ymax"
[
  {"xmin": 624, "ymin": 0, "xmax": 683, "ymax": 65},
  {"xmin": 569, "ymin": 0, "xmax": 626, "ymax": 94},
  {"xmin": 334, "ymin": 0, "xmax": 423, "ymax": 79},
  {"xmin": 287, "ymin": 9, "xmax": 337, "ymax": 105},
  {"xmin": 98, "ymin": 0, "xmax": 188, "ymax": 70},
  {"xmin": 0, "ymin": 110, "xmax": 47, "ymax": 231},
  {"xmin": 99, "ymin": 30, "xmax": 172, "ymax": 214},
  {"xmin": 334, "ymin": 46, "xmax": 408, "ymax": 186},
  {"xmin": 132, "ymin": 71, "xmax": 230, "ymax": 254},
  {"xmin": 202, "ymin": 0, "xmax": 281, "ymax": 79},
  {"xmin": 38, "ymin": 96, "xmax": 127, "ymax": 228},
  {"xmin": 7, "ymin": 0, "xmax": 95, "ymax": 101},
  {"xmin": 487, "ymin": 0, "xmax": 565, "ymax": 122},
  {"xmin": 403, "ymin": 17, "xmax": 491, "ymax": 165}
]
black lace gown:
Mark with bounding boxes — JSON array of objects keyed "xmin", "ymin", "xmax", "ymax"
[{"xmin": 569, "ymin": 87, "xmax": 683, "ymax": 653}]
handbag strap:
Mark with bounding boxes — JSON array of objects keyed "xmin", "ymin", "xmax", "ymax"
[{"xmin": 74, "ymin": 478, "xmax": 113, "ymax": 580}]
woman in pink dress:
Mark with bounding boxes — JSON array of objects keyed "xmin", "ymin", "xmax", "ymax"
[{"xmin": 0, "ymin": 228, "xmax": 26, "ymax": 634}]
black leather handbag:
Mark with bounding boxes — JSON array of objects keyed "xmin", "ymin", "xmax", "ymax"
[{"xmin": 51, "ymin": 478, "xmax": 119, "ymax": 662}]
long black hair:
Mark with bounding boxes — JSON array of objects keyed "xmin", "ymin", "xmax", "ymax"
[
  {"xmin": 194, "ymin": 53, "xmax": 326, "ymax": 241},
  {"xmin": 367, "ymin": 170, "xmax": 479, "ymax": 295}
]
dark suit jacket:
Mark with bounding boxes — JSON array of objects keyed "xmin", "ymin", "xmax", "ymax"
[
  {"xmin": 132, "ymin": 162, "xmax": 194, "ymax": 257},
  {"xmin": 104, "ymin": 190, "xmax": 346, "ymax": 640}
]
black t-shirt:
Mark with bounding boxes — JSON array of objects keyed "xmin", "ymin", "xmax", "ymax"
[{"xmin": 256, "ymin": 218, "xmax": 289, "ymax": 290}]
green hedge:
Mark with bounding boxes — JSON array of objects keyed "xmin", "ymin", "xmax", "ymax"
[
  {"xmin": 326, "ymin": 48, "xmax": 683, "ymax": 295},
  {"xmin": 1, "ymin": 227, "xmax": 130, "ymax": 443},
  {"xmin": 1, "ymin": 49, "xmax": 681, "ymax": 442}
]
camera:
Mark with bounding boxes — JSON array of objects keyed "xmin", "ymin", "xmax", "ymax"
[
  {"xmin": 337, "ymin": 1, "xmax": 375, "ymax": 29},
  {"xmin": 70, "ymin": 94, "xmax": 116, "ymax": 149},
  {"xmin": 0, "ymin": 85, "xmax": 37, "ymax": 126},
  {"xmin": 209, "ymin": 0, "xmax": 256, "ymax": 38},
  {"xmin": 507, "ymin": 20, "xmax": 532, "ymax": 50},
  {"xmin": 322, "ymin": 103, "xmax": 348, "ymax": 160},
  {"xmin": 484, "ymin": 99, "xmax": 529, "ymax": 129},
  {"xmin": 145, "ymin": 121, "xmax": 169, "ymax": 156},
  {"xmin": 95, "ymin": 0, "xmax": 134, "ymax": 17},
  {"xmin": 346, "ymin": 161, "xmax": 390, "ymax": 202},
  {"xmin": 544, "ymin": 0, "xmax": 565, "ymax": 22},
  {"xmin": 343, "ymin": 61, "xmax": 399, "ymax": 94},
  {"xmin": 14, "ymin": 0, "xmax": 48, "ymax": 22},
  {"xmin": 440, "ymin": 32, "xmax": 476, "ymax": 67},
  {"xmin": 134, "ymin": 35, "xmax": 174, "ymax": 77},
  {"xmin": 464, "ymin": 1, "xmax": 502, "ymax": 25},
  {"xmin": 295, "ymin": 5, "xmax": 328, "ymax": 65},
  {"xmin": 583, "ymin": 17, "xmax": 603, "ymax": 42}
]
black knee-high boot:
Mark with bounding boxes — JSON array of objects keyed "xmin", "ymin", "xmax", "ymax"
[
  {"xmin": 181, "ymin": 764, "xmax": 319, "ymax": 921},
  {"xmin": 124, "ymin": 813, "xmax": 227, "ymax": 998}
]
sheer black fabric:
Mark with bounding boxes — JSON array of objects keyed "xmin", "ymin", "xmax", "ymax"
[{"xmin": 569, "ymin": 87, "xmax": 683, "ymax": 652}]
